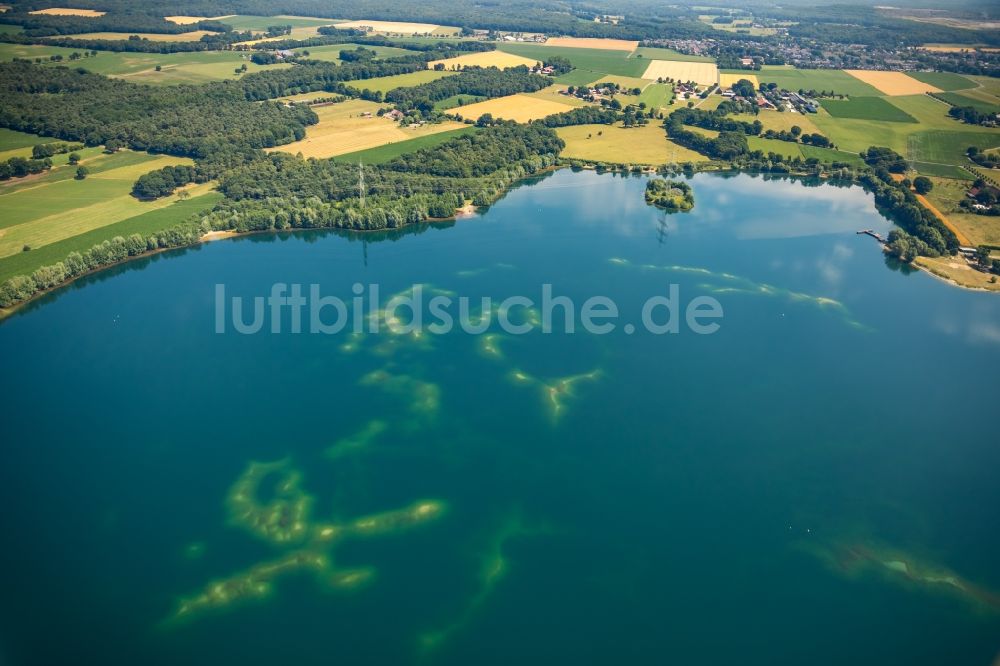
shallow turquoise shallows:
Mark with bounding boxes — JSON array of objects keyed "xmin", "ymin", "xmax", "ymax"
[{"xmin": 1, "ymin": 170, "xmax": 998, "ymax": 666}]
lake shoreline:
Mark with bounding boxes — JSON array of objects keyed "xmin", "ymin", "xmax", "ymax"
[{"xmin": 1, "ymin": 168, "xmax": 994, "ymax": 321}]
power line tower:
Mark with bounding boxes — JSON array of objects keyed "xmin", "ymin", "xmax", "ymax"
[{"xmin": 358, "ymin": 159, "xmax": 365, "ymax": 209}]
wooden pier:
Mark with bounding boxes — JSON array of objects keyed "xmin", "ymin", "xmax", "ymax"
[{"xmin": 857, "ymin": 229, "xmax": 887, "ymax": 243}]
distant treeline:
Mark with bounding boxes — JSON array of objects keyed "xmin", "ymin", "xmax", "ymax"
[
  {"xmin": 0, "ymin": 121, "xmax": 566, "ymax": 308},
  {"xmin": 0, "ymin": 61, "xmax": 317, "ymax": 157},
  {"xmin": 0, "ymin": 30, "xmax": 258, "ymax": 52},
  {"xmin": 0, "ymin": 11, "xmax": 231, "ymax": 37},
  {"xmin": 3, "ymin": 0, "xmax": 716, "ymax": 41}
]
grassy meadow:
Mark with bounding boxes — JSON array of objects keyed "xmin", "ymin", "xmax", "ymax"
[
  {"xmin": 332, "ymin": 126, "xmax": 478, "ymax": 164},
  {"xmin": 268, "ymin": 99, "xmax": 466, "ymax": 157},
  {"xmin": 821, "ymin": 97, "xmax": 918, "ymax": 122},
  {"xmin": 754, "ymin": 67, "xmax": 883, "ymax": 96},
  {"xmin": 295, "ymin": 43, "xmax": 415, "ymax": 62},
  {"xmin": 557, "ymin": 123, "xmax": 706, "ymax": 165},
  {"xmin": 0, "ymin": 144, "xmax": 228, "ymax": 280},
  {"xmin": 0, "ymin": 151, "xmax": 206, "ymax": 259},
  {"xmin": 496, "ymin": 43, "xmax": 647, "ymax": 78},
  {"xmin": 353, "ymin": 69, "xmax": 456, "ymax": 94},
  {"xmin": 0, "ymin": 44, "xmax": 287, "ymax": 84},
  {"xmin": 907, "ymin": 71, "xmax": 977, "ymax": 91}
]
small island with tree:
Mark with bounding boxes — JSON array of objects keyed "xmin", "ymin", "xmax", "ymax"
[{"xmin": 644, "ymin": 178, "xmax": 695, "ymax": 212}]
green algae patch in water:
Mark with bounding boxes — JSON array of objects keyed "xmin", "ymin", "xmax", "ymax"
[
  {"xmin": 167, "ymin": 460, "xmax": 446, "ymax": 627},
  {"xmin": 360, "ymin": 368, "xmax": 441, "ymax": 423},
  {"xmin": 325, "ymin": 419, "xmax": 389, "ymax": 461},
  {"xmin": 507, "ymin": 368, "xmax": 602, "ymax": 423},
  {"xmin": 608, "ymin": 256, "xmax": 871, "ymax": 331},
  {"xmin": 418, "ymin": 512, "xmax": 553, "ymax": 654},
  {"xmin": 226, "ymin": 459, "xmax": 313, "ymax": 546},
  {"xmin": 804, "ymin": 537, "xmax": 1000, "ymax": 615}
]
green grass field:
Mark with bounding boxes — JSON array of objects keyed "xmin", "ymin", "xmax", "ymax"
[
  {"xmin": 924, "ymin": 176, "xmax": 1000, "ymax": 247},
  {"xmin": 353, "ymin": 69, "xmax": 456, "ymax": 94},
  {"xmin": 637, "ymin": 83, "xmax": 673, "ymax": 109},
  {"xmin": 220, "ymin": 15, "xmax": 343, "ymax": 31},
  {"xmin": 0, "ymin": 128, "xmax": 51, "ymax": 152},
  {"xmin": 0, "ymin": 25, "xmax": 23, "ymax": 35},
  {"xmin": 912, "ymin": 161, "xmax": 975, "ymax": 180},
  {"xmin": 799, "ymin": 145, "xmax": 866, "ymax": 165},
  {"xmin": 934, "ymin": 92, "xmax": 999, "ymax": 113},
  {"xmin": 0, "ymin": 150, "xmax": 198, "ymax": 258},
  {"xmin": 332, "ymin": 126, "xmax": 478, "ymax": 164},
  {"xmin": 754, "ymin": 67, "xmax": 883, "ymax": 97},
  {"xmin": 496, "ymin": 43, "xmax": 647, "ymax": 78},
  {"xmin": 295, "ymin": 43, "xmax": 416, "ymax": 62},
  {"xmin": 433, "ymin": 94, "xmax": 486, "ymax": 111},
  {"xmin": 908, "ymin": 130, "xmax": 1000, "ymax": 165},
  {"xmin": 0, "ymin": 44, "xmax": 288, "ymax": 84},
  {"xmin": 906, "ymin": 71, "xmax": 976, "ymax": 91},
  {"xmin": 821, "ymin": 97, "xmax": 918, "ymax": 123},
  {"xmin": 630, "ymin": 47, "xmax": 714, "ymax": 63},
  {"xmin": 0, "ymin": 191, "xmax": 222, "ymax": 282},
  {"xmin": 808, "ymin": 91, "xmax": 996, "ymax": 159},
  {"xmin": 554, "ymin": 69, "xmax": 603, "ymax": 87},
  {"xmin": 557, "ymin": 122, "xmax": 707, "ymax": 165}
]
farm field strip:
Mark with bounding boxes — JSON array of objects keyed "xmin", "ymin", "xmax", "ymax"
[
  {"xmin": 428, "ymin": 51, "xmax": 538, "ymax": 70},
  {"xmin": 28, "ymin": 7, "xmax": 104, "ymax": 15},
  {"xmin": 821, "ymin": 97, "xmax": 918, "ymax": 122},
  {"xmin": 543, "ymin": 37, "xmax": 638, "ymax": 51},
  {"xmin": 496, "ymin": 43, "xmax": 647, "ymax": 78},
  {"xmin": 351, "ymin": 69, "xmax": 456, "ymax": 94},
  {"xmin": 720, "ymin": 73, "xmax": 758, "ymax": 88},
  {"xmin": 267, "ymin": 99, "xmax": 466, "ymax": 158},
  {"xmin": 641, "ymin": 60, "xmax": 718, "ymax": 86},
  {"xmin": 755, "ymin": 67, "xmax": 883, "ymax": 97},
  {"xmin": 844, "ymin": 70, "xmax": 942, "ymax": 96},
  {"xmin": 556, "ymin": 123, "xmax": 705, "ymax": 165},
  {"xmin": 450, "ymin": 94, "xmax": 577, "ymax": 123},
  {"xmin": 47, "ymin": 31, "xmax": 218, "ymax": 42},
  {"xmin": 334, "ymin": 20, "xmax": 448, "ymax": 35}
]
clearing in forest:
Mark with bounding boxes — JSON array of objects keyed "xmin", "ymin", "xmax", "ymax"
[
  {"xmin": 28, "ymin": 7, "xmax": 105, "ymax": 16},
  {"xmin": 428, "ymin": 51, "xmax": 539, "ymax": 71},
  {"xmin": 267, "ymin": 100, "xmax": 466, "ymax": 158}
]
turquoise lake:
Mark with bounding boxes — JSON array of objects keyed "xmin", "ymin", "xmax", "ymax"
[{"xmin": 0, "ymin": 170, "xmax": 998, "ymax": 665}]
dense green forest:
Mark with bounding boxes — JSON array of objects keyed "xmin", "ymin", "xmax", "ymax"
[
  {"xmin": 0, "ymin": 62, "xmax": 316, "ymax": 157},
  {"xmin": 385, "ymin": 68, "xmax": 551, "ymax": 107},
  {"xmin": 0, "ymin": 122, "xmax": 564, "ymax": 307}
]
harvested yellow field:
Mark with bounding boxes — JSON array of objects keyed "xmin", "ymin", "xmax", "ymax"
[
  {"xmin": 164, "ymin": 15, "xmax": 233, "ymax": 24},
  {"xmin": 165, "ymin": 15, "xmax": 209, "ymax": 24},
  {"xmin": 57, "ymin": 31, "xmax": 216, "ymax": 42},
  {"xmin": 29, "ymin": 7, "xmax": 105, "ymax": 16},
  {"xmin": 450, "ymin": 94, "xmax": 576, "ymax": 123},
  {"xmin": 428, "ymin": 51, "xmax": 538, "ymax": 71},
  {"xmin": 544, "ymin": 37, "xmax": 638, "ymax": 51},
  {"xmin": 920, "ymin": 44, "xmax": 1000, "ymax": 53},
  {"xmin": 268, "ymin": 100, "xmax": 466, "ymax": 158},
  {"xmin": 557, "ymin": 123, "xmax": 706, "ymax": 165},
  {"xmin": 641, "ymin": 60, "xmax": 719, "ymax": 87},
  {"xmin": 844, "ymin": 70, "xmax": 942, "ymax": 96},
  {"xmin": 335, "ymin": 20, "xmax": 443, "ymax": 35},
  {"xmin": 720, "ymin": 73, "xmax": 759, "ymax": 88}
]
